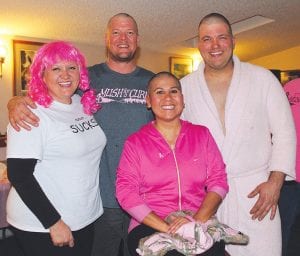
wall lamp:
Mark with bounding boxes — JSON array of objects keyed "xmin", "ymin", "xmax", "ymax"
[{"xmin": 0, "ymin": 44, "xmax": 7, "ymax": 78}]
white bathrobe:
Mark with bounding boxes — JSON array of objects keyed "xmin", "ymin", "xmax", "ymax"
[{"xmin": 181, "ymin": 56, "xmax": 296, "ymax": 256}]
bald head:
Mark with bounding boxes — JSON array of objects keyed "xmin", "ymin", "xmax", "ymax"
[
  {"xmin": 106, "ymin": 13, "xmax": 139, "ymax": 35},
  {"xmin": 105, "ymin": 13, "xmax": 139, "ymax": 64},
  {"xmin": 147, "ymin": 71, "xmax": 181, "ymax": 93},
  {"xmin": 198, "ymin": 13, "xmax": 233, "ymax": 36}
]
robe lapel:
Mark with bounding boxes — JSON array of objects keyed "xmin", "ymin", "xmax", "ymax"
[
  {"xmin": 222, "ymin": 56, "xmax": 253, "ymax": 164},
  {"xmin": 197, "ymin": 63, "xmax": 225, "ymax": 149}
]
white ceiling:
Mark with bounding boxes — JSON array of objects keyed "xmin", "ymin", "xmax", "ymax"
[{"xmin": 1, "ymin": 0, "xmax": 300, "ymax": 61}]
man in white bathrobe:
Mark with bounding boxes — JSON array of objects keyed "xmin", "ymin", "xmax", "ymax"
[{"xmin": 181, "ymin": 13, "xmax": 296, "ymax": 256}]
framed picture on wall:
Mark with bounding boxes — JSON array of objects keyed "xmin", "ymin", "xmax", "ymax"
[
  {"xmin": 169, "ymin": 57, "xmax": 193, "ymax": 79},
  {"xmin": 13, "ymin": 40, "xmax": 44, "ymax": 96}
]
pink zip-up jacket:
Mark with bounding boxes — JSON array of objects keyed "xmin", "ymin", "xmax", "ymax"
[{"xmin": 116, "ymin": 120, "xmax": 228, "ymax": 232}]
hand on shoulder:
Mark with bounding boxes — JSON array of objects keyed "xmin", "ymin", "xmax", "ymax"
[{"xmin": 7, "ymin": 96, "xmax": 39, "ymax": 131}]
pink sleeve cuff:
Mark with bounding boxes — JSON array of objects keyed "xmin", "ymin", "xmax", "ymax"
[
  {"xmin": 127, "ymin": 204, "xmax": 152, "ymax": 222},
  {"xmin": 208, "ymin": 186, "xmax": 228, "ymax": 199}
]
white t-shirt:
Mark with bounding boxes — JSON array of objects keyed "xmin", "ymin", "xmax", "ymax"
[{"xmin": 6, "ymin": 95, "xmax": 107, "ymax": 232}]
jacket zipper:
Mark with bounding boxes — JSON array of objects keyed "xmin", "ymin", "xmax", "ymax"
[{"xmin": 172, "ymin": 149, "xmax": 182, "ymax": 211}]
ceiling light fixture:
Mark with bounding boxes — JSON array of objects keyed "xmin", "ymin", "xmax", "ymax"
[
  {"xmin": 182, "ymin": 15, "xmax": 275, "ymax": 48},
  {"xmin": 231, "ymin": 15, "xmax": 274, "ymax": 34}
]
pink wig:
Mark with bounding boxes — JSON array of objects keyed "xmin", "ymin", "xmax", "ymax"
[{"xmin": 28, "ymin": 41, "xmax": 100, "ymax": 115}]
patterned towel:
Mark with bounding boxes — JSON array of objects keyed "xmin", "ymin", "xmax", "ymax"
[{"xmin": 136, "ymin": 211, "xmax": 249, "ymax": 256}]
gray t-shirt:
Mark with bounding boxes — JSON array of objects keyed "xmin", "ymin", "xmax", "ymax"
[{"xmin": 89, "ymin": 63, "xmax": 154, "ymax": 208}]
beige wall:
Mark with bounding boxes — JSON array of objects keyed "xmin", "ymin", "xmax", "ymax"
[
  {"xmin": 249, "ymin": 45, "xmax": 300, "ymax": 70},
  {"xmin": 0, "ymin": 37, "xmax": 13, "ymax": 135}
]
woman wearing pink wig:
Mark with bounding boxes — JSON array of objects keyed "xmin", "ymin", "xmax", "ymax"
[{"xmin": 6, "ymin": 41, "xmax": 107, "ymax": 256}]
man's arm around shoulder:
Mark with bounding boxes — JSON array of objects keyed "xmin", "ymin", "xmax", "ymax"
[{"xmin": 7, "ymin": 96, "xmax": 39, "ymax": 131}]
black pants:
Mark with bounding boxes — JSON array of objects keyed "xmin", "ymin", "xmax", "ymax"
[
  {"xmin": 286, "ymin": 212, "xmax": 300, "ymax": 256},
  {"xmin": 128, "ymin": 224, "xmax": 225, "ymax": 256},
  {"xmin": 278, "ymin": 181, "xmax": 300, "ymax": 256},
  {"xmin": 91, "ymin": 208, "xmax": 130, "ymax": 256},
  {"xmin": 11, "ymin": 222, "xmax": 94, "ymax": 256}
]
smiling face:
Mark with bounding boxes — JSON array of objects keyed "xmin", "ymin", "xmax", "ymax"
[
  {"xmin": 198, "ymin": 18, "xmax": 235, "ymax": 72},
  {"xmin": 146, "ymin": 74, "xmax": 184, "ymax": 124},
  {"xmin": 105, "ymin": 15, "xmax": 139, "ymax": 63},
  {"xmin": 43, "ymin": 60, "xmax": 80, "ymax": 104}
]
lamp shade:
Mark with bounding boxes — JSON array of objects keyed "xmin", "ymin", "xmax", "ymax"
[{"xmin": 0, "ymin": 45, "xmax": 6, "ymax": 59}]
